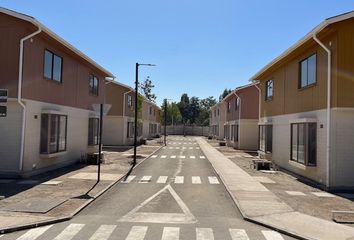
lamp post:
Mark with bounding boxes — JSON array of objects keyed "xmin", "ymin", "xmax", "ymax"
[
  {"xmin": 163, "ymin": 98, "xmax": 173, "ymax": 146},
  {"xmin": 133, "ymin": 63, "xmax": 156, "ymax": 166}
]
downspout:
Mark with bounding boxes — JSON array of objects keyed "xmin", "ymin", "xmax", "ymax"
[
  {"xmin": 233, "ymin": 92, "xmax": 241, "ymax": 149},
  {"xmin": 18, "ymin": 26, "xmax": 42, "ymax": 171},
  {"xmin": 313, "ymin": 34, "xmax": 331, "ymax": 189}
]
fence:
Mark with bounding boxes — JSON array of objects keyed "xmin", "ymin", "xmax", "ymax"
[{"xmin": 162, "ymin": 125, "xmax": 210, "ymax": 136}]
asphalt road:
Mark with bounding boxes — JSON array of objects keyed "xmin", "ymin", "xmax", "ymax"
[{"xmin": 2, "ymin": 136, "xmax": 295, "ymax": 240}]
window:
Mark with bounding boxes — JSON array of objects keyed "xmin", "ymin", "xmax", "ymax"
[
  {"xmin": 127, "ymin": 122, "xmax": 134, "ymax": 138},
  {"xmin": 227, "ymin": 102, "xmax": 231, "ymax": 112},
  {"xmin": 299, "ymin": 54, "xmax": 316, "ymax": 88},
  {"xmin": 265, "ymin": 80, "xmax": 273, "ymax": 100},
  {"xmin": 44, "ymin": 50, "xmax": 62, "ymax": 82},
  {"xmin": 234, "ymin": 124, "xmax": 239, "ymax": 142},
  {"xmin": 88, "ymin": 118, "xmax": 99, "ymax": 145},
  {"xmin": 40, "ymin": 114, "xmax": 67, "ymax": 154},
  {"xmin": 217, "ymin": 109, "xmax": 220, "ymax": 116},
  {"xmin": 231, "ymin": 125, "xmax": 235, "ymax": 140},
  {"xmin": 291, "ymin": 123, "xmax": 317, "ymax": 166},
  {"xmin": 259, "ymin": 125, "xmax": 272, "ymax": 153},
  {"xmin": 149, "ymin": 107, "xmax": 152, "ymax": 115},
  {"xmin": 214, "ymin": 110, "xmax": 216, "ymax": 117},
  {"xmin": 224, "ymin": 125, "xmax": 230, "ymax": 139},
  {"xmin": 235, "ymin": 97, "xmax": 240, "ymax": 110},
  {"xmin": 127, "ymin": 95, "xmax": 132, "ymax": 107},
  {"xmin": 89, "ymin": 74, "xmax": 99, "ymax": 96}
]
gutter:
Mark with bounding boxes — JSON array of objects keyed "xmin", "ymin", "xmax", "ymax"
[
  {"xmin": 251, "ymin": 81, "xmax": 261, "ymax": 120},
  {"xmin": 313, "ymin": 34, "xmax": 332, "ymax": 189},
  {"xmin": 18, "ymin": 26, "xmax": 42, "ymax": 171}
]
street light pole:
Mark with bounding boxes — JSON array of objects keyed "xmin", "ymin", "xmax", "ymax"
[
  {"xmin": 133, "ymin": 63, "xmax": 156, "ymax": 166},
  {"xmin": 133, "ymin": 63, "xmax": 139, "ymax": 166},
  {"xmin": 164, "ymin": 98, "xmax": 167, "ymax": 146}
]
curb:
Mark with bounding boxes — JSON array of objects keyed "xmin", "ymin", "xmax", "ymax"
[
  {"xmin": 197, "ymin": 139, "xmax": 308, "ymax": 240},
  {"xmin": 0, "ymin": 144, "xmax": 164, "ymax": 234}
]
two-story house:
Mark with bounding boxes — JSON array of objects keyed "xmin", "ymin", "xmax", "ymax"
[
  {"xmin": 142, "ymin": 100, "xmax": 161, "ymax": 139},
  {"xmin": 223, "ymin": 84, "xmax": 259, "ymax": 150},
  {"xmin": 0, "ymin": 8, "xmax": 113, "ymax": 177},
  {"xmin": 252, "ymin": 11, "xmax": 354, "ymax": 190},
  {"xmin": 209, "ymin": 101, "xmax": 226, "ymax": 140}
]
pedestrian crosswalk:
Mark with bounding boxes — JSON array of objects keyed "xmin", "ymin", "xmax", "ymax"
[
  {"xmin": 151, "ymin": 155, "xmax": 206, "ymax": 159},
  {"xmin": 9, "ymin": 224, "xmax": 286, "ymax": 240},
  {"xmin": 120, "ymin": 175, "xmax": 220, "ymax": 185}
]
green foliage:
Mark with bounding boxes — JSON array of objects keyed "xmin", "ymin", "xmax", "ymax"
[
  {"xmin": 139, "ymin": 76, "xmax": 157, "ymax": 103},
  {"xmin": 219, "ymin": 88, "xmax": 232, "ymax": 102},
  {"xmin": 162, "ymin": 94, "xmax": 217, "ymax": 126}
]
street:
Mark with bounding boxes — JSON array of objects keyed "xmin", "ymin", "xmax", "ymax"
[{"xmin": 2, "ymin": 136, "xmax": 294, "ymax": 240}]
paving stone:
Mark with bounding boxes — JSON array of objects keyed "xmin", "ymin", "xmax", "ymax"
[
  {"xmin": 253, "ymin": 176, "xmax": 276, "ymax": 184},
  {"xmin": 2, "ymin": 197, "xmax": 67, "ymax": 213}
]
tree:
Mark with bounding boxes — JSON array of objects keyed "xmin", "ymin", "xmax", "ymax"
[
  {"xmin": 161, "ymin": 101, "xmax": 182, "ymax": 125},
  {"xmin": 139, "ymin": 76, "xmax": 157, "ymax": 103},
  {"xmin": 189, "ymin": 97, "xmax": 200, "ymax": 124},
  {"xmin": 177, "ymin": 93, "xmax": 191, "ymax": 124},
  {"xmin": 198, "ymin": 96, "xmax": 217, "ymax": 126},
  {"xmin": 219, "ymin": 88, "xmax": 232, "ymax": 101}
]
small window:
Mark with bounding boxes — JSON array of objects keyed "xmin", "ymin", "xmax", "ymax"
[
  {"xmin": 291, "ymin": 122, "xmax": 317, "ymax": 166},
  {"xmin": 40, "ymin": 114, "xmax": 67, "ymax": 154},
  {"xmin": 259, "ymin": 125, "xmax": 272, "ymax": 153},
  {"xmin": 127, "ymin": 122, "xmax": 134, "ymax": 138},
  {"xmin": 235, "ymin": 124, "xmax": 239, "ymax": 141},
  {"xmin": 88, "ymin": 118, "xmax": 99, "ymax": 145},
  {"xmin": 299, "ymin": 54, "xmax": 316, "ymax": 88},
  {"xmin": 231, "ymin": 125, "xmax": 235, "ymax": 140},
  {"xmin": 89, "ymin": 74, "xmax": 99, "ymax": 96},
  {"xmin": 149, "ymin": 107, "xmax": 152, "ymax": 115},
  {"xmin": 217, "ymin": 109, "xmax": 220, "ymax": 116},
  {"xmin": 235, "ymin": 97, "xmax": 240, "ymax": 110},
  {"xmin": 227, "ymin": 102, "xmax": 231, "ymax": 112},
  {"xmin": 44, "ymin": 50, "xmax": 62, "ymax": 82},
  {"xmin": 127, "ymin": 95, "xmax": 132, "ymax": 107},
  {"xmin": 265, "ymin": 80, "xmax": 273, "ymax": 100}
]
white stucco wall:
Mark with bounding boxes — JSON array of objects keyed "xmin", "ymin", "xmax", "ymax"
[
  {"xmin": 0, "ymin": 100, "xmax": 22, "ymax": 174},
  {"xmin": 260, "ymin": 109, "xmax": 328, "ymax": 186}
]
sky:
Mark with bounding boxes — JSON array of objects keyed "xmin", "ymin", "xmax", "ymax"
[{"xmin": 1, "ymin": 0, "xmax": 354, "ymax": 106}]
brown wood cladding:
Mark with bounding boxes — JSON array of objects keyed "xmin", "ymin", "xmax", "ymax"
[
  {"xmin": 257, "ymin": 30, "xmax": 339, "ymax": 117},
  {"xmin": 0, "ymin": 13, "xmax": 109, "ymax": 110},
  {"xmin": 224, "ymin": 86, "xmax": 259, "ymax": 121}
]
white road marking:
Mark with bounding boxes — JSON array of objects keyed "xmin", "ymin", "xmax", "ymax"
[
  {"xmin": 169, "ymin": 147, "xmax": 173, "ymax": 149},
  {"xmin": 180, "ymin": 156, "xmax": 186, "ymax": 159},
  {"xmin": 157, "ymin": 176, "xmax": 168, "ymax": 183},
  {"xmin": 311, "ymin": 192, "xmax": 335, "ymax": 197},
  {"xmin": 125, "ymin": 226, "xmax": 148, "ymax": 240},
  {"xmin": 200, "ymin": 156, "xmax": 206, "ymax": 159},
  {"xmin": 122, "ymin": 175, "xmax": 136, "ymax": 183},
  {"xmin": 182, "ymin": 147, "xmax": 187, "ymax": 149},
  {"xmin": 176, "ymin": 147, "xmax": 180, "ymax": 149},
  {"xmin": 196, "ymin": 147, "xmax": 200, "ymax": 149},
  {"xmin": 175, "ymin": 176, "xmax": 184, "ymax": 184},
  {"xmin": 151, "ymin": 155, "xmax": 157, "ymax": 158},
  {"xmin": 161, "ymin": 155, "xmax": 167, "ymax": 158},
  {"xmin": 53, "ymin": 223, "xmax": 85, "ymax": 240},
  {"xmin": 17, "ymin": 225, "xmax": 52, "ymax": 240},
  {"xmin": 161, "ymin": 227, "xmax": 180, "ymax": 240},
  {"xmin": 118, "ymin": 185, "xmax": 196, "ymax": 224},
  {"xmin": 89, "ymin": 225, "xmax": 116, "ymax": 240},
  {"xmin": 285, "ymin": 191, "xmax": 306, "ymax": 196},
  {"xmin": 208, "ymin": 176, "xmax": 220, "ymax": 184},
  {"xmin": 229, "ymin": 229, "xmax": 249, "ymax": 240},
  {"xmin": 262, "ymin": 230, "xmax": 284, "ymax": 240},
  {"xmin": 192, "ymin": 176, "xmax": 201, "ymax": 184},
  {"xmin": 139, "ymin": 176, "xmax": 152, "ymax": 183},
  {"xmin": 196, "ymin": 228, "xmax": 214, "ymax": 240},
  {"xmin": 189, "ymin": 147, "xmax": 193, "ymax": 149},
  {"xmin": 171, "ymin": 155, "xmax": 176, "ymax": 158},
  {"xmin": 190, "ymin": 156, "xmax": 196, "ymax": 159}
]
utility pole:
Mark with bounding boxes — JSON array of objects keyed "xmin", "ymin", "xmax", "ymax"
[{"xmin": 164, "ymin": 98, "xmax": 167, "ymax": 146}]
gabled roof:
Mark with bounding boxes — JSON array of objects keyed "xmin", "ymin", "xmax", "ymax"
[
  {"xmin": 105, "ymin": 79, "xmax": 161, "ymax": 110},
  {"xmin": 250, "ymin": 10, "xmax": 354, "ymax": 81},
  {"xmin": 0, "ymin": 7, "xmax": 114, "ymax": 77}
]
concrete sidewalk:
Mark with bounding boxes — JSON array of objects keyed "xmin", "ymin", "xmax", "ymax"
[
  {"xmin": 197, "ymin": 138, "xmax": 354, "ymax": 240},
  {"xmin": 0, "ymin": 142, "xmax": 162, "ymax": 234}
]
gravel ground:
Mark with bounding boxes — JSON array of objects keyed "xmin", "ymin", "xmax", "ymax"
[{"xmin": 207, "ymin": 139, "xmax": 354, "ymax": 226}]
